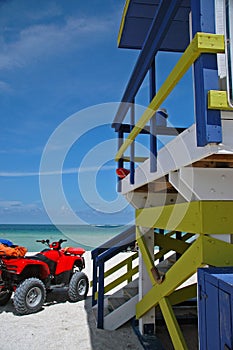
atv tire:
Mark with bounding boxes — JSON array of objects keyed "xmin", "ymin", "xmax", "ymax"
[
  {"xmin": 14, "ymin": 278, "xmax": 46, "ymax": 315},
  {"xmin": 0, "ymin": 290, "xmax": 12, "ymax": 306},
  {"xmin": 68, "ymin": 272, "xmax": 89, "ymax": 302}
]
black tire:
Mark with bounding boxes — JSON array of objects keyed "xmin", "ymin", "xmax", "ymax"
[
  {"xmin": 68, "ymin": 272, "xmax": 89, "ymax": 302},
  {"xmin": 0, "ymin": 290, "xmax": 12, "ymax": 306},
  {"xmin": 13, "ymin": 278, "xmax": 46, "ymax": 315}
]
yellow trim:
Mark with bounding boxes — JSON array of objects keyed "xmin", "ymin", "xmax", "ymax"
[
  {"xmin": 159, "ymin": 297, "xmax": 188, "ymax": 350},
  {"xmin": 208, "ymin": 90, "xmax": 233, "ymax": 110},
  {"xmin": 104, "ymin": 252, "xmax": 138, "ymax": 278},
  {"xmin": 91, "ymin": 252, "xmax": 138, "ymax": 294},
  {"xmin": 117, "ymin": 0, "xmax": 131, "ymax": 47},
  {"xmin": 115, "ymin": 33, "xmax": 225, "ymax": 161},
  {"xmin": 136, "ymin": 201, "xmax": 233, "ymax": 234},
  {"xmin": 104, "ymin": 265, "xmax": 138, "ymax": 294},
  {"xmin": 94, "ymin": 265, "xmax": 138, "ymax": 300}
]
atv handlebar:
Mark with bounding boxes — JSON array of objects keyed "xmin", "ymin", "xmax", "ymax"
[
  {"xmin": 36, "ymin": 239, "xmax": 67, "ymax": 250},
  {"xmin": 36, "ymin": 239, "xmax": 50, "ymax": 244}
]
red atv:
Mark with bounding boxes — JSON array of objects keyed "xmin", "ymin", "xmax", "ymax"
[{"xmin": 0, "ymin": 239, "xmax": 89, "ymax": 315}]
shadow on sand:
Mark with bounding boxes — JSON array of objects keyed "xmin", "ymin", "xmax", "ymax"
[
  {"xmin": 83, "ymin": 296, "xmax": 143, "ymax": 350},
  {"xmin": 0, "ymin": 287, "xmax": 71, "ymax": 315}
]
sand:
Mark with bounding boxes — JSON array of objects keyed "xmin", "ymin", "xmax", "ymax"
[{"xmin": 0, "ymin": 252, "xmax": 143, "ymax": 350}]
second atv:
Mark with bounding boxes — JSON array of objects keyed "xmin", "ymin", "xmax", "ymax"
[{"xmin": 0, "ymin": 238, "xmax": 89, "ymax": 315}]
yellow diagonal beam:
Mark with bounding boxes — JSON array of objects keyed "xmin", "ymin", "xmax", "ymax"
[
  {"xmin": 136, "ymin": 227, "xmax": 163, "ymax": 284},
  {"xmin": 159, "ymin": 297, "xmax": 188, "ymax": 350},
  {"xmin": 153, "ymin": 232, "xmax": 194, "ymax": 262},
  {"xmin": 115, "ymin": 33, "xmax": 225, "ymax": 161},
  {"xmin": 136, "ymin": 235, "xmax": 204, "ymax": 318},
  {"xmin": 168, "ymin": 283, "xmax": 197, "ymax": 306},
  {"xmin": 136, "ymin": 235, "xmax": 233, "ymax": 319},
  {"xmin": 154, "ymin": 232, "xmax": 190, "ymax": 254},
  {"xmin": 202, "ymin": 235, "xmax": 233, "ymax": 267}
]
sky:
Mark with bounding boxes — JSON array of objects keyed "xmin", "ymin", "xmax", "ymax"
[{"xmin": 0, "ymin": 0, "xmax": 194, "ymax": 225}]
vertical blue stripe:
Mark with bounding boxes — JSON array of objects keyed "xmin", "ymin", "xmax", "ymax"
[
  {"xmin": 149, "ymin": 59, "xmax": 157, "ymax": 172},
  {"xmin": 191, "ymin": 0, "xmax": 222, "ymax": 146},
  {"xmin": 130, "ymin": 102, "xmax": 135, "ymax": 184}
]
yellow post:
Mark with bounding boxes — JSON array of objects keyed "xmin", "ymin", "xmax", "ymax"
[{"xmin": 159, "ymin": 297, "xmax": 188, "ymax": 350}]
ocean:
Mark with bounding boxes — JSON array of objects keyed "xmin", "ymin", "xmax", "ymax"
[{"xmin": 0, "ymin": 224, "xmax": 127, "ymax": 252}]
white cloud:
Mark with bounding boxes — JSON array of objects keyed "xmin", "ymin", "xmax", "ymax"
[
  {"xmin": 0, "ymin": 165, "xmax": 115, "ymax": 177},
  {"xmin": 0, "ymin": 146, "xmax": 42, "ymax": 155},
  {"xmin": 0, "ymin": 14, "xmax": 115, "ymax": 70},
  {"xmin": 0, "ymin": 200, "xmax": 43, "ymax": 214},
  {"xmin": 0, "ymin": 200, "xmax": 22, "ymax": 208}
]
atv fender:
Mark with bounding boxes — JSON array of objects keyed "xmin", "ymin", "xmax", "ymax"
[
  {"xmin": 73, "ymin": 257, "xmax": 85, "ymax": 270},
  {"xmin": 16, "ymin": 258, "xmax": 50, "ymax": 279}
]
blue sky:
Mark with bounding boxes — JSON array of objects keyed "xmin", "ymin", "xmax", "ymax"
[{"xmin": 0, "ymin": 0, "xmax": 194, "ymax": 225}]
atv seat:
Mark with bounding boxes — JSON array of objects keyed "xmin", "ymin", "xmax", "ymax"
[
  {"xmin": 27, "ymin": 252, "xmax": 57, "ymax": 275},
  {"xmin": 62, "ymin": 247, "xmax": 85, "ymax": 256}
]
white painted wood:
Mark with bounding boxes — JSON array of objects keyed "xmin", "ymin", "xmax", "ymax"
[
  {"xmin": 180, "ymin": 167, "xmax": 233, "ymax": 200},
  {"xmin": 169, "ymin": 170, "xmax": 196, "ymax": 202},
  {"xmin": 103, "ymin": 294, "xmax": 138, "ymax": 330},
  {"xmin": 124, "ymin": 191, "xmax": 184, "ymax": 209},
  {"xmin": 215, "ymin": 0, "xmax": 226, "ymax": 78},
  {"xmin": 138, "ymin": 227, "xmax": 156, "ymax": 334},
  {"xmin": 221, "ymin": 110, "xmax": 233, "ymax": 120}
]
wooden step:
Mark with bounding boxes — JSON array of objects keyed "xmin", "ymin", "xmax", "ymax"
[
  {"xmin": 157, "ymin": 253, "xmax": 176, "ymax": 276},
  {"xmin": 123, "ymin": 278, "xmax": 139, "ymax": 298},
  {"xmin": 104, "ymin": 295, "xmax": 139, "ymax": 330},
  {"xmin": 108, "ymin": 290, "xmax": 130, "ymax": 310},
  {"xmin": 92, "ymin": 298, "xmax": 111, "ymax": 320}
]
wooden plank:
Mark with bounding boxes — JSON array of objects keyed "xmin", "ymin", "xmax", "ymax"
[
  {"xmin": 134, "ymin": 177, "xmax": 176, "ymax": 193},
  {"xmin": 192, "ymin": 154, "xmax": 233, "ymax": 168}
]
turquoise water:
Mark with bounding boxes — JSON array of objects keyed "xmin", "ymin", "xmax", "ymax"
[{"xmin": 0, "ymin": 224, "xmax": 127, "ymax": 252}]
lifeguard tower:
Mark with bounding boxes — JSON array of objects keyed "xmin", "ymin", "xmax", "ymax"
[{"xmin": 92, "ymin": 1, "xmax": 233, "ymax": 348}]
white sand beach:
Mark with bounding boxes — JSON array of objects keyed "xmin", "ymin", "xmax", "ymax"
[{"xmin": 0, "ymin": 252, "xmax": 143, "ymax": 350}]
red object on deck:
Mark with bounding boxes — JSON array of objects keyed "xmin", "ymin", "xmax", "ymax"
[{"xmin": 116, "ymin": 168, "xmax": 130, "ymax": 179}]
